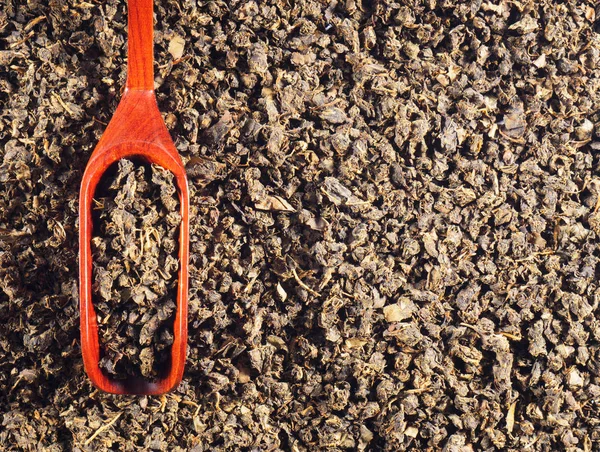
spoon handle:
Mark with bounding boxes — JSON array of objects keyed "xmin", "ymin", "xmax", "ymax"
[{"xmin": 126, "ymin": 0, "xmax": 154, "ymax": 91}]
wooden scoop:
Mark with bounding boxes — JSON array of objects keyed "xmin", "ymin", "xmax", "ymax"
[{"xmin": 79, "ymin": 0, "xmax": 189, "ymax": 395}]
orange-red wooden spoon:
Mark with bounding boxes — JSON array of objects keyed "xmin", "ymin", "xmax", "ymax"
[{"xmin": 79, "ymin": 0, "xmax": 189, "ymax": 395}]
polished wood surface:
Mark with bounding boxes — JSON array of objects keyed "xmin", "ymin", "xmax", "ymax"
[{"xmin": 79, "ymin": 0, "xmax": 189, "ymax": 395}]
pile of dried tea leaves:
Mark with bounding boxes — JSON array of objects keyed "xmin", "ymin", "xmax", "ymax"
[
  {"xmin": 1, "ymin": 0, "xmax": 600, "ymax": 451},
  {"xmin": 91, "ymin": 158, "xmax": 180, "ymax": 379}
]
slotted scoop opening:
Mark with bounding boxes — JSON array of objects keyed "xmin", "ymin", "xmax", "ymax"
[{"xmin": 90, "ymin": 158, "xmax": 181, "ymax": 384}]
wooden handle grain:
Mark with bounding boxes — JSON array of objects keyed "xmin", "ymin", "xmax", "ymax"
[{"xmin": 126, "ymin": 0, "xmax": 154, "ymax": 90}]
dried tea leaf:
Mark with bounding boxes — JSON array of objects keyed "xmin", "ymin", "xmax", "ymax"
[
  {"xmin": 508, "ymin": 15, "xmax": 539, "ymax": 34},
  {"xmin": 168, "ymin": 35, "xmax": 185, "ymax": 59},
  {"xmin": 318, "ymin": 107, "xmax": 348, "ymax": 124},
  {"xmin": 322, "ymin": 177, "xmax": 364, "ymax": 206},
  {"xmin": 503, "ymin": 107, "xmax": 527, "ymax": 139},
  {"xmin": 255, "ymin": 195, "xmax": 295, "ymax": 212},
  {"xmin": 383, "ymin": 298, "xmax": 416, "ymax": 322}
]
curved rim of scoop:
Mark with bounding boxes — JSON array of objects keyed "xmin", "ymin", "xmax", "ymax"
[{"xmin": 79, "ymin": 142, "xmax": 189, "ymax": 395}]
